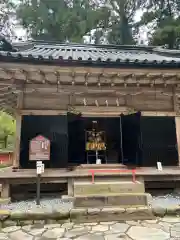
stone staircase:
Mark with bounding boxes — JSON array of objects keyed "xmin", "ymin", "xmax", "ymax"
[
  {"xmin": 73, "ymin": 178, "xmax": 151, "ymax": 208},
  {"xmin": 68, "ymin": 176, "xmax": 154, "ymax": 222}
]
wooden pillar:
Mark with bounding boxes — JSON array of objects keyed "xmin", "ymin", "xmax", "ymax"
[
  {"xmin": 1, "ymin": 181, "xmax": 10, "ymax": 199},
  {"xmin": 13, "ymin": 92, "xmax": 23, "ymax": 169},
  {"xmin": 68, "ymin": 178, "xmax": 74, "ymax": 196},
  {"xmin": 175, "ymin": 116, "xmax": 180, "ymax": 166},
  {"xmin": 13, "ymin": 113, "xmax": 22, "ymax": 169}
]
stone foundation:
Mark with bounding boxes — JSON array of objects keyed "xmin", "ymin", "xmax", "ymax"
[
  {"xmin": 68, "ymin": 175, "xmax": 153, "ymax": 221},
  {"xmin": 74, "ymin": 180, "xmax": 145, "ymax": 195},
  {"xmin": 1, "ymin": 205, "xmax": 180, "ymax": 228},
  {"xmin": 74, "ymin": 193, "xmax": 152, "ymax": 208},
  {"xmin": 0, "ymin": 206, "xmax": 154, "ymax": 228}
]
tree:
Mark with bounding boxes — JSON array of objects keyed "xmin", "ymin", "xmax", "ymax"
[
  {"xmin": 16, "ymin": 0, "xmax": 109, "ymax": 42},
  {"xmin": 138, "ymin": 0, "xmax": 180, "ymax": 48},
  {"xmin": 105, "ymin": 0, "xmax": 145, "ymax": 45},
  {"xmin": 0, "ymin": 0, "xmax": 16, "ymax": 38},
  {"xmin": 151, "ymin": 19, "xmax": 180, "ymax": 48},
  {"xmin": 0, "ymin": 112, "xmax": 15, "ymax": 149}
]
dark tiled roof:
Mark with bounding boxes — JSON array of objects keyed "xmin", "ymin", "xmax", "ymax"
[{"xmin": 1, "ymin": 40, "xmax": 180, "ymax": 68}]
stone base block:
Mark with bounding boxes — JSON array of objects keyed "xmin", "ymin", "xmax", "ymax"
[
  {"xmin": 70, "ymin": 206, "xmax": 155, "ymax": 223},
  {"xmin": 74, "ymin": 180, "xmax": 145, "ymax": 195},
  {"xmin": 0, "ymin": 198, "xmax": 11, "ymax": 205},
  {"xmin": 74, "ymin": 193, "xmax": 152, "ymax": 208},
  {"xmin": 61, "ymin": 195, "xmax": 74, "ymax": 202}
]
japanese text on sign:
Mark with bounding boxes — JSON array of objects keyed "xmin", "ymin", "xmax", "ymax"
[{"xmin": 29, "ymin": 135, "xmax": 50, "ymax": 161}]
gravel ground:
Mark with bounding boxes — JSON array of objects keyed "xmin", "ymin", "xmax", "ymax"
[
  {"xmin": 0, "ymin": 197, "xmax": 73, "ymax": 211},
  {"xmin": 1, "ymin": 193, "xmax": 180, "ymax": 211},
  {"xmin": 152, "ymin": 193, "xmax": 180, "ymax": 208}
]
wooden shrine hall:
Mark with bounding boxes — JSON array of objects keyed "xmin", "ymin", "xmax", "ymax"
[{"xmin": 1, "ymin": 37, "xmax": 180, "ymax": 199}]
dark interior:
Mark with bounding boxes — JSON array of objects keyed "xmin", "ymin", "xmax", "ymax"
[
  {"xmin": 20, "ymin": 115, "xmax": 68, "ymax": 169},
  {"xmin": 141, "ymin": 116, "xmax": 178, "ymax": 166},
  {"xmin": 68, "ymin": 114, "xmax": 122, "ymax": 165},
  {"xmin": 20, "ymin": 114, "xmax": 178, "ymax": 168}
]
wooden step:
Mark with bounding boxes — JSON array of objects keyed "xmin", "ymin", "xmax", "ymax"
[{"xmin": 77, "ymin": 164, "xmax": 127, "ymax": 169}]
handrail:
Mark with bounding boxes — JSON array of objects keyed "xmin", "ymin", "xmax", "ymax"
[{"xmin": 88, "ymin": 169, "xmax": 136, "ymax": 184}]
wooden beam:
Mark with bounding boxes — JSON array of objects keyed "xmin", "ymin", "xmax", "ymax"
[
  {"xmin": 141, "ymin": 111, "xmax": 176, "ymax": 116},
  {"xmin": 22, "ymin": 84, "xmax": 175, "ymax": 94},
  {"xmin": 2, "ymin": 62, "xmax": 180, "ymax": 75},
  {"xmin": 21, "ymin": 108, "xmax": 177, "ymax": 117},
  {"xmin": 21, "ymin": 109, "xmax": 67, "ymax": 115}
]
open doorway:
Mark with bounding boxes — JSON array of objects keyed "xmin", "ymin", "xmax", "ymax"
[{"xmin": 67, "ymin": 112, "xmax": 142, "ymax": 166}]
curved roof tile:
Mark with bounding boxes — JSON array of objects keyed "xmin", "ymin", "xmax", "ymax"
[{"xmin": 1, "ymin": 41, "xmax": 180, "ymax": 68}]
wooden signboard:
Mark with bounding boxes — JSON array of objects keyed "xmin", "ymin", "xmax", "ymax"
[{"xmin": 29, "ymin": 135, "xmax": 50, "ymax": 161}]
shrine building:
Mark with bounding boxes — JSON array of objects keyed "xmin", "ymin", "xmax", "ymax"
[{"xmin": 0, "ymin": 36, "xmax": 180, "ymax": 170}]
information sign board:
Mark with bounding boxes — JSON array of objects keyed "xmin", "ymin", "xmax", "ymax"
[{"xmin": 29, "ymin": 135, "xmax": 50, "ymax": 161}]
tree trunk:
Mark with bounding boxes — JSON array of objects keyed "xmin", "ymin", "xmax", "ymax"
[{"xmin": 4, "ymin": 136, "xmax": 8, "ymax": 149}]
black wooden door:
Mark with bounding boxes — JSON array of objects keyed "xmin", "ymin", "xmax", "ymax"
[
  {"xmin": 50, "ymin": 115, "xmax": 68, "ymax": 168},
  {"xmin": 141, "ymin": 116, "xmax": 178, "ymax": 166},
  {"xmin": 67, "ymin": 112, "xmax": 85, "ymax": 165},
  {"xmin": 20, "ymin": 115, "xmax": 69, "ymax": 169},
  {"xmin": 121, "ymin": 112, "xmax": 142, "ymax": 166}
]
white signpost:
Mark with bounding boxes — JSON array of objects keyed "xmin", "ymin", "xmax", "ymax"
[
  {"xmin": 29, "ymin": 135, "xmax": 50, "ymax": 205},
  {"xmin": 36, "ymin": 161, "xmax": 43, "ymax": 205},
  {"xmin": 157, "ymin": 161, "xmax": 163, "ymax": 171},
  {"xmin": 36, "ymin": 161, "xmax": 43, "ymax": 174}
]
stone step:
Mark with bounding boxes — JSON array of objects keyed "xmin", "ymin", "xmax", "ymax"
[
  {"xmin": 74, "ymin": 193, "xmax": 152, "ymax": 208},
  {"xmin": 74, "ymin": 180, "xmax": 145, "ymax": 195},
  {"xmin": 70, "ymin": 206, "xmax": 155, "ymax": 222}
]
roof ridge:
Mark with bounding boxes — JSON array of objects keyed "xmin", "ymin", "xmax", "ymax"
[
  {"xmin": 31, "ymin": 40, "xmax": 154, "ymax": 51},
  {"xmin": 1, "ymin": 39, "xmax": 180, "ymax": 68},
  {"xmin": 153, "ymin": 46, "xmax": 180, "ymax": 57}
]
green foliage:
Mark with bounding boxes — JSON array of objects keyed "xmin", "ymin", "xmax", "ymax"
[
  {"xmin": 16, "ymin": 0, "xmax": 145, "ymax": 45},
  {"xmin": 0, "ymin": 0, "xmax": 16, "ymax": 38},
  {"xmin": 0, "ymin": 111, "xmax": 15, "ymax": 149},
  {"xmin": 103, "ymin": 0, "xmax": 145, "ymax": 45},
  {"xmin": 16, "ymin": 0, "xmax": 109, "ymax": 42},
  {"xmin": 4, "ymin": 0, "xmax": 180, "ymax": 48},
  {"xmin": 151, "ymin": 20, "xmax": 180, "ymax": 48},
  {"xmin": 138, "ymin": 0, "xmax": 180, "ymax": 48}
]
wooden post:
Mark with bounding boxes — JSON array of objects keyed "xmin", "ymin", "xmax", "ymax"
[
  {"xmin": 1, "ymin": 181, "xmax": 10, "ymax": 199},
  {"xmin": 13, "ymin": 113, "xmax": 22, "ymax": 169},
  {"xmin": 13, "ymin": 92, "xmax": 23, "ymax": 170},
  {"xmin": 68, "ymin": 178, "xmax": 74, "ymax": 196},
  {"xmin": 175, "ymin": 116, "xmax": 180, "ymax": 166}
]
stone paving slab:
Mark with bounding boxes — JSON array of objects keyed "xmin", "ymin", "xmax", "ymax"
[{"xmin": 1, "ymin": 217, "xmax": 180, "ymax": 239}]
